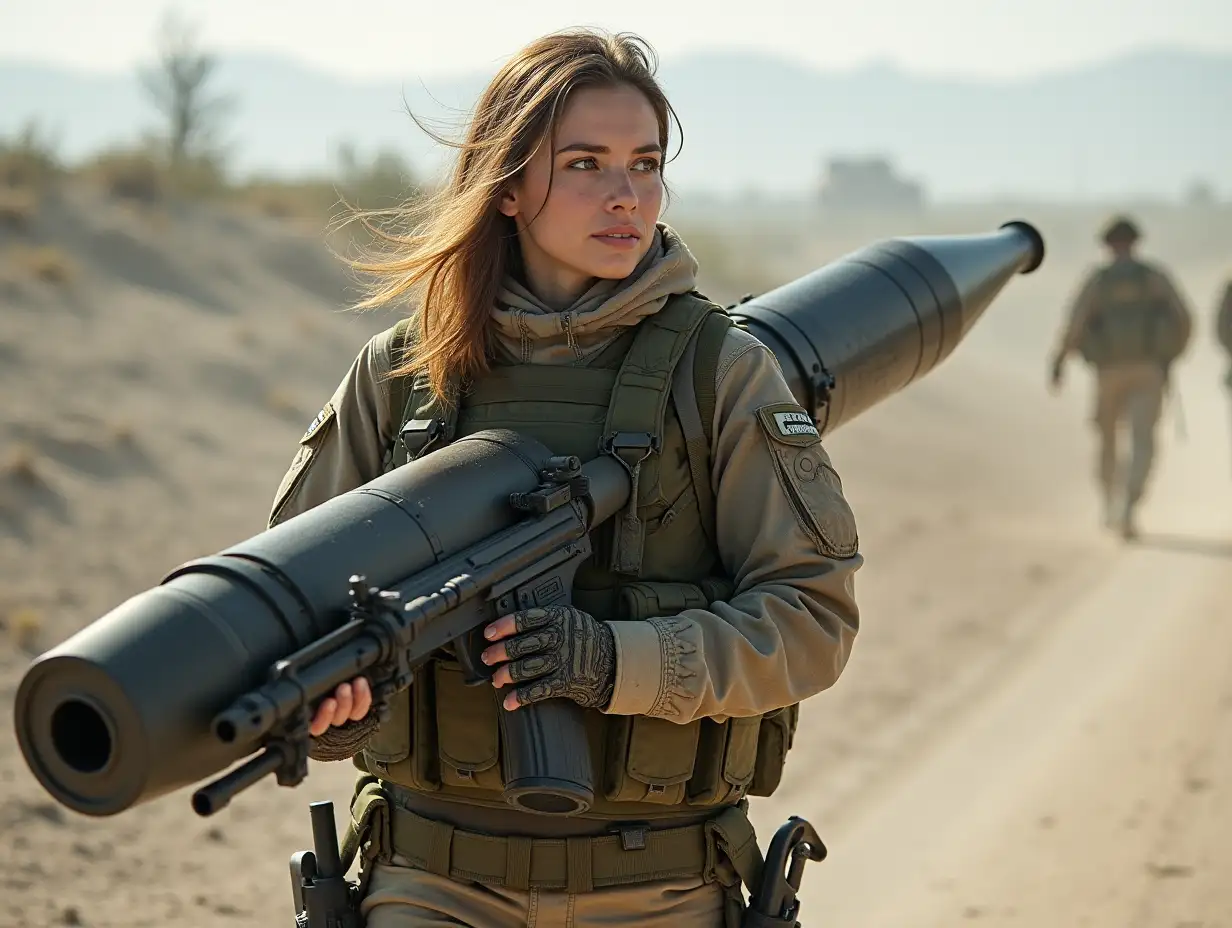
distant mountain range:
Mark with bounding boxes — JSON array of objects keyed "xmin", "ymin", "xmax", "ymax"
[{"xmin": 2, "ymin": 46, "xmax": 1229, "ymax": 201}]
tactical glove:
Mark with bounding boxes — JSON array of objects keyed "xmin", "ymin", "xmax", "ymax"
[
  {"xmin": 488, "ymin": 605, "xmax": 616, "ymax": 711},
  {"xmin": 307, "ymin": 716, "xmax": 380, "ymax": 762}
]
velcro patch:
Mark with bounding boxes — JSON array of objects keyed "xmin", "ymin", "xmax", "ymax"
[
  {"xmin": 756, "ymin": 403, "xmax": 821, "ymax": 446},
  {"xmin": 301, "ymin": 402, "xmax": 335, "ymax": 443},
  {"xmin": 757, "ymin": 403, "xmax": 858, "ymax": 559}
]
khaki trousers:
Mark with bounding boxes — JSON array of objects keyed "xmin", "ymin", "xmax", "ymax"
[
  {"xmin": 1092, "ymin": 362, "xmax": 1166, "ymax": 507},
  {"xmin": 360, "ymin": 859, "xmax": 728, "ymax": 927}
]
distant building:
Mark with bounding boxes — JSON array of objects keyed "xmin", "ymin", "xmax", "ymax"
[{"xmin": 819, "ymin": 157, "xmax": 925, "ymax": 213}]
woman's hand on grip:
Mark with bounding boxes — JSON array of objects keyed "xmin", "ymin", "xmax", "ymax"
[
  {"xmin": 481, "ymin": 605, "xmax": 616, "ymax": 711},
  {"xmin": 309, "ymin": 676, "xmax": 373, "ymax": 736}
]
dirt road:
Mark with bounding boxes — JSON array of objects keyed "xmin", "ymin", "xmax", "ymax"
[{"xmin": 749, "ymin": 316, "xmax": 1232, "ymax": 927}]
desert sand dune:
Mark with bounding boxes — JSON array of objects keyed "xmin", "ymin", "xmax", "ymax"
[{"xmin": 2, "ymin": 185, "xmax": 1230, "ymax": 927}]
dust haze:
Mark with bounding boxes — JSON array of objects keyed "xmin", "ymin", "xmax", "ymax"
[{"xmin": 2, "ymin": 15, "xmax": 1232, "ymax": 928}]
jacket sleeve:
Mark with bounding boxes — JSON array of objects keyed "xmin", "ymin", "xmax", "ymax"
[
  {"xmin": 268, "ymin": 327, "xmax": 401, "ymax": 529},
  {"xmin": 266, "ymin": 325, "xmax": 403, "ymax": 760},
  {"xmin": 603, "ymin": 326, "xmax": 863, "ymax": 723}
]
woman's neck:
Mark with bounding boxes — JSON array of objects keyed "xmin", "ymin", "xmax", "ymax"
[
  {"xmin": 511, "ymin": 236, "xmax": 601, "ymax": 310},
  {"xmin": 521, "ymin": 263, "xmax": 596, "ymax": 310}
]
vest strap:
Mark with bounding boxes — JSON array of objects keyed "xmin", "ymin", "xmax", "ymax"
[
  {"xmin": 670, "ymin": 310, "xmax": 734, "ymax": 553},
  {"xmin": 602, "ymin": 294, "xmax": 719, "ymax": 576}
]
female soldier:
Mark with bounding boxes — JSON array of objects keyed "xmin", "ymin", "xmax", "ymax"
[{"xmin": 268, "ymin": 28, "xmax": 862, "ymax": 928}]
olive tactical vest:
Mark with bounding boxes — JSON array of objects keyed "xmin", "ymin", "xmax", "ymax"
[
  {"xmin": 1078, "ymin": 260, "xmax": 1185, "ymax": 367},
  {"xmin": 356, "ymin": 292, "xmax": 800, "ymax": 822}
]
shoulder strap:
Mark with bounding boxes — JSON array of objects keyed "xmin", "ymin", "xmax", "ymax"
[
  {"xmin": 693, "ymin": 309, "xmax": 734, "ymax": 446},
  {"xmin": 384, "ymin": 317, "xmax": 462, "ymax": 472},
  {"xmin": 386, "ymin": 317, "xmax": 416, "ymax": 433},
  {"xmin": 603, "ymin": 292, "xmax": 720, "ymax": 576},
  {"xmin": 670, "ymin": 306, "xmax": 733, "ymax": 552}
]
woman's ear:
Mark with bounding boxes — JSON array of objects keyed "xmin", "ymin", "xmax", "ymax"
[{"xmin": 497, "ymin": 186, "xmax": 518, "ymax": 218}]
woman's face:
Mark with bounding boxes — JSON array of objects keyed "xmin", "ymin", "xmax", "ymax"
[{"xmin": 498, "ymin": 83, "xmax": 664, "ymax": 306}]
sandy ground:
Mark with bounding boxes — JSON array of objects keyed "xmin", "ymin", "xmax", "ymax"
[
  {"xmin": 747, "ymin": 212, "xmax": 1232, "ymax": 927},
  {"xmin": 1, "ymin": 183, "xmax": 1231, "ymax": 927}
]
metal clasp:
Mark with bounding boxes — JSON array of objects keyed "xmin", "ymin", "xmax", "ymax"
[
  {"xmin": 399, "ymin": 418, "xmax": 443, "ymax": 460},
  {"xmin": 601, "ymin": 431, "xmax": 660, "ymax": 469}
]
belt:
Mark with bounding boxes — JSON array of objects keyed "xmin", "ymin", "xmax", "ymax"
[
  {"xmin": 343, "ymin": 776, "xmax": 764, "ymax": 895},
  {"xmin": 393, "ymin": 802, "xmax": 713, "ymax": 892}
]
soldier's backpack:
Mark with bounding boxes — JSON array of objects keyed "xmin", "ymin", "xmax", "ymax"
[{"xmin": 1078, "ymin": 261, "xmax": 1185, "ymax": 367}]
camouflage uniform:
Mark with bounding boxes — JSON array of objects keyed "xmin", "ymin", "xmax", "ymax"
[{"xmin": 1050, "ymin": 216, "xmax": 1192, "ymax": 538}]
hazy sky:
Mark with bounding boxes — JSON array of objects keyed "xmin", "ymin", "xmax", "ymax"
[{"xmin": 3, "ymin": 0, "xmax": 1230, "ymax": 79}]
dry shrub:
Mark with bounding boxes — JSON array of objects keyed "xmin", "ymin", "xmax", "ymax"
[
  {"xmin": 10, "ymin": 244, "xmax": 74, "ymax": 285},
  {"xmin": 4, "ymin": 443, "xmax": 41, "ymax": 484},
  {"xmin": 164, "ymin": 153, "xmax": 229, "ymax": 199},
  {"xmin": 0, "ymin": 187, "xmax": 38, "ymax": 231},
  {"xmin": 81, "ymin": 149, "xmax": 165, "ymax": 203},
  {"xmin": 0, "ymin": 120, "xmax": 62, "ymax": 190},
  {"xmin": 235, "ymin": 144, "xmax": 421, "ymax": 226},
  {"xmin": 5, "ymin": 606, "xmax": 43, "ymax": 653}
]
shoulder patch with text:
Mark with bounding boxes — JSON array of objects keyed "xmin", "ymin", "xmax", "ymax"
[
  {"xmin": 301, "ymin": 402, "xmax": 335, "ymax": 444},
  {"xmin": 756, "ymin": 402, "xmax": 858, "ymax": 559},
  {"xmin": 757, "ymin": 403, "xmax": 821, "ymax": 446}
]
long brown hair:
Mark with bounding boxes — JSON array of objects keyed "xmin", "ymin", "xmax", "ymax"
[{"xmin": 345, "ymin": 29, "xmax": 682, "ymax": 403}]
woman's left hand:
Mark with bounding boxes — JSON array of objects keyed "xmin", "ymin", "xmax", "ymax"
[{"xmin": 481, "ymin": 605, "xmax": 616, "ymax": 711}]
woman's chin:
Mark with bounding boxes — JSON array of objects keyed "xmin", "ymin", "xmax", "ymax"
[{"xmin": 581, "ymin": 252, "xmax": 645, "ymax": 281}]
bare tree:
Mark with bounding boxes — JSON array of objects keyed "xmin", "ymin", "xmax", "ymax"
[{"xmin": 138, "ymin": 10, "xmax": 233, "ymax": 167}]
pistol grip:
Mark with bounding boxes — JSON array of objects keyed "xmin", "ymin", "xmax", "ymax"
[{"xmin": 455, "ymin": 627, "xmax": 493, "ymax": 686}]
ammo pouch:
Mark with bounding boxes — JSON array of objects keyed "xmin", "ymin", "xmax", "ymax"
[
  {"xmin": 603, "ymin": 579, "xmax": 801, "ymax": 810},
  {"xmin": 359, "ymin": 654, "xmax": 503, "ymax": 794},
  {"xmin": 358, "ymin": 578, "xmax": 801, "ymax": 812}
]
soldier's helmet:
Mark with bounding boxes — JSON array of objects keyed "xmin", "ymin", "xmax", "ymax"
[{"xmin": 1101, "ymin": 215, "xmax": 1141, "ymax": 246}]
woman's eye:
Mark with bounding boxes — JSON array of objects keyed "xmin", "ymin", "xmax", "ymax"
[
  {"xmin": 633, "ymin": 158, "xmax": 661, "ymax": 173},
  {"xmin": 568, "ymin": 157, "xmax": 598, "ymax": 170}
]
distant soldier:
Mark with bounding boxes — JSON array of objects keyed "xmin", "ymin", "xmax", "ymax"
[
  {"xmin": 1218, "ymin": 279, "xmax": 1232, "ymax": 358},
  {"xmin": 1216, "ymin": 275, "xmax": 1232, "ymax": 467},
  {"xmin": 1049, "ymin": 216, "xmax": 1192, "ymax": 540}
]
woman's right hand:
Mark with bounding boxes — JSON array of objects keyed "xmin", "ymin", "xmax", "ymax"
[{"xmin": 309, "ymin": 676, "xmax": 373, "ymax": 736}]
